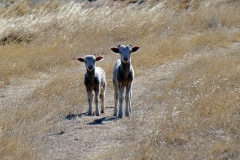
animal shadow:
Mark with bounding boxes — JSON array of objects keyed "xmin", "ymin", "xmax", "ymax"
[
  {"xmin": 88, "ymin": 116, "xmax": 119, "ymax": 125},
  {"xmin": 65, "ymin": 112, "xmax": 87, "ymax": 120}
]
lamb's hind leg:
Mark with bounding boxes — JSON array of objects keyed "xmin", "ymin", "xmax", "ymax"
[
  {"xmin": 129, "ymin": 90, "xmax": 132, "ymax": 114},
  {"xmin": 125, "ymin": 83, "xmax": 132, "ymax": 117},
  {"xmin": 113, "ymin": 80, "xmax": 118, "ymax": 116},
  {"xmin": 94, "ymin": 87, "xmax": 100, "ymax": 116},
  {"xmin": 118, "ymin": 84, "xmax": 124, "ymax": 118},
  {"xmin": 100, "ymin": 86, "xmax": 105, "ymax": 113},
  {"xmin": 87, "ymin": 89, "xmax": 93, "ymax": 116}
]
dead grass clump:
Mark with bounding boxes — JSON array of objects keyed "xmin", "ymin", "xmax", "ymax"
[
  {"xmin": 32, "ymin": 0, "xmax": 68, "ymax": 15},
  {"xmin": 207, "ymin": 141, "xmax": 239, "ymax": 160},
  {"xmin": 0, "ymin": 0, "xmax": 32, "ymax": 17},
  {"xmin": 189, "ymin": 30, "xmax": 232, "ymax": 50},
  {"xmin": 135, "ymin": 35, "xmax": 188, "ymax": 69},
  {"xmin": 0, "ymin": 32, "xmax": 33, "ymax": 45},
  {"xmin": 0, "ymin": 39, "xmax": 77, "ymax": 86}
]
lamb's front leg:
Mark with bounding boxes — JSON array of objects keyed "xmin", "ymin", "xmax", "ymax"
[
  {"xmin": 95, "ymin": 87, "xmax": 100, "ymax": 116},
  {"xmin": 118, "ymin": 84, "xmax": 124, "ymax": 118},
  {"xmin": 113, "ymin": 80, "xmax": 118, "ymax": 116},
  {"xmin": 125, "ymin": 83, "xmax": 132, "ymax": 117},
  {"xmin": 128, "ymin": 89, "xmax": 132, "ymax": 114},
  {"xmin": 87, "ymin": 89, "xmax": 93, "ymax": 116}
]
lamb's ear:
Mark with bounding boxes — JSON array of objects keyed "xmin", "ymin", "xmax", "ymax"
[
  {"xmin": 132, "ymin": 46, "xmax": 140, "ymax": 52},
  {"xmin": 76, "ymin": 57, "xmax": 85, "ymax": 62},
  {"xmin": 111, "ymin": 47, "xmax": 120, "ymax": 53},
  {"xmin": 96, "ymin": 56, "xmax": 103, "ymax": 61}
]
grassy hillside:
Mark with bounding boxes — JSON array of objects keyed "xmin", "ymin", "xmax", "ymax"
[{"xmin": 0, "ymin": 0, "xmax": 239, "ymax": 159}]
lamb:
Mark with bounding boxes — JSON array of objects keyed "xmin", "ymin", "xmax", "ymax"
[
  {"xmin": 77, "ymin": 55, "xmax": 106, "ymax": 116},
  {"xmin": 111, "ymin": 45, "xmax": 140, "ymax": 118}
]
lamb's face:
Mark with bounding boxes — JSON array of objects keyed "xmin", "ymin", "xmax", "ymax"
[
  {"xmin": 84, "ymin": 56, "xmax": 96, "ymax": 71},
  {"xmin": 77, "ymin": 55, "xmax": 103, "ymax": 72},
  {"xmin": 111, "ymin": 45, "xmax": 140, "ymax": 63},
  {"xmin": 118, "ymin": 45, "xmax": 132, "ymax": 63}
]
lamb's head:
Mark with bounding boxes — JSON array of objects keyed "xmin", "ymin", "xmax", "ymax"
[
  {"xmin": 111, "ymin": 45, "xmax": 140, "ymax": 63},
  {"xmin": 77, "ymin": 55, "xmax": 103, "ymax": 72}
]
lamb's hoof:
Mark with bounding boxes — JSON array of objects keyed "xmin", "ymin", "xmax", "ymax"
[
  {"xmin": 95, "ymin": 111, "xmax": 100, "ymax": 116},
  {"xmin": 125, "ymin": 113, "xmax": 130, "ymax": 117},
  {"xmin": 114, "ymin": 111, "xmax": 118, "ymax": 116},
  {"xmin": 88, "ymin": 110, "xmax": 93, "ymax": 116},
  {"xmin": 118, "ymin": 113, "xmax": 123, "ymax": 118}
]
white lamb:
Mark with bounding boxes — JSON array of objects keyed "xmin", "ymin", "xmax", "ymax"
[
  {"xmin": 77, "ymin": 55, "xmax": 106, "ymax": 116},
  {"xmin": 111, "ymin": 45, "xmax": 140, "ymax": 118}
]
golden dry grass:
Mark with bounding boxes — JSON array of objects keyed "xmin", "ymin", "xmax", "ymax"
[{"xmin": 0, "ymin": 0, "xmax": 240, "ymax": 159}]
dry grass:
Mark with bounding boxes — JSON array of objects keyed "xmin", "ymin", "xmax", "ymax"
[
  {"xmin": 141, "ymin": 48, "xmax": 240, "ymax": 159},
  {"xmin": 0, "ymin": 0, "xmax": 240, "ymax": 159}
]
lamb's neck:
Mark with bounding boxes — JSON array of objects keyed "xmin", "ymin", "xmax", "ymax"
[
  {"xmin": 121, "ymin": 61, "xmax": 131, "ymax": 78},
  {"xmin": 86, "ymin": 69, "xmax": 95, "ymax": 81}
]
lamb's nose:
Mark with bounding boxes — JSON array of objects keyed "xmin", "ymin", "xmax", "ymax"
[
  {"xmin": 124, "ymin": 58, "xmax": 128, "ymax": 61},
  {"xmin": 88, "ymin": 66, "xmax": 93, "ymax": 70}
]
